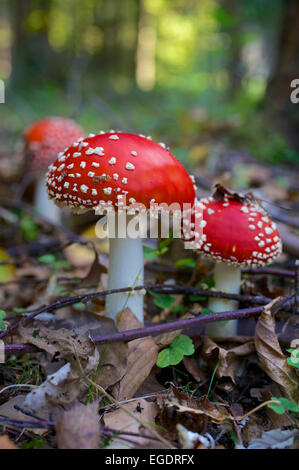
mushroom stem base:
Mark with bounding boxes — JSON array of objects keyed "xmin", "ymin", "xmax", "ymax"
[
  {"xmin": 35, "ymin": 176, "xmax": 61, "ymax": 224},
  {"xmin": 106, "ymin": 234, "xmax": 144, "ymax": 323},
  {"xmin": 206, "ymin": 262, "xmax": 241, "ymax": 338}
]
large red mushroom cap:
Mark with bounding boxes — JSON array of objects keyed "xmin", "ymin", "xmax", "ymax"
[
  {"xmin": 46, "ymin": 131, "xmax": 196, "ymax": 212},
  {"xmin": 24, "ymin": 117, "xmax": 84, "ymax": 172},
  {"xmin": 189, "ymin": 186, "xmax": 282, "ymax": 267}
]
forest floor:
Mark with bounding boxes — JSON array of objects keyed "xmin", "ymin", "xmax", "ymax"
[{"xmin": 0, "ymin": 135, "xmax": 298, "ymax": 450}]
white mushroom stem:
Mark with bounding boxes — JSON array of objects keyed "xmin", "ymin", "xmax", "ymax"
[
  {"xmin": 205, "ymin": 262, "xmax": 241, "ymax": 338},
  {"xmin": 35, "ymin": 176, "xmax": 61, "ymax": 224},
  {"xmin": 106, "ymin": 216, "xmax": 144, "ymax": 323}
]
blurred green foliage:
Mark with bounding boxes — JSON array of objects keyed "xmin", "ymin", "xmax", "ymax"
[{"xmin": 0, "ymin": 0, "xmax": 297, "ymax": 166}]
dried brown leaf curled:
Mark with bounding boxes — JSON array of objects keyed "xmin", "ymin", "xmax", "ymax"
[
  {"xmin": 255, "ymin": 298, "xmax": 298, "ymax": 400},
  {"xmin": 21, "ymin": 317, "xmax": 128, "ymax": 413},
  {"xmin": 156, "ymin": 386, "xmax": 233, "ymax": 439},
  {"xmin": 112, "ymin": 309, "xmax": 158, "ymax": 401},
  {"xmin": 200, "ymin": 336, "xmax": 255, "ymax": 383},
  {"xmin": 103, "ymin": 398, "xmax": 159, "ymax": 449}
]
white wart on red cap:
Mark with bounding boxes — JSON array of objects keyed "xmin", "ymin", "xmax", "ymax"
[
  {"xmin": 46, "ymin": 131, "xmax": 196, "ymax": 212},
  {"xmin": 192, "ymin": 190, "xmax": 282, "ymax": 267}
]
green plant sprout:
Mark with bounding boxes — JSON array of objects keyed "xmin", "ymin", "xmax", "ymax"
[
  {"xmin": 156, "ymin": 335, "xmax": 194, "ymax": 368},
  {"xmin": 286, "ymin": 348, "xmax": 299, "ymax": 369},
  {"xmin": 143, "ymin": 230, "xmax": 173, "ymax": 261},
  {"xmin": 268, "ymin": 397, "xmax": 299, "ymax": 415},
  {"xmin": 0, "ymin": 310, "xmax": 6, "ymax": 330}
]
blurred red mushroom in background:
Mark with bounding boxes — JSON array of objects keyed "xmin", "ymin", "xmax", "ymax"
[{"xmin": 23, "ymin": 117, "xmax": 84, "ymax": 223}]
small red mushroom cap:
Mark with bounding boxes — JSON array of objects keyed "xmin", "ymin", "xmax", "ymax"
[
  {"xmin": 46, "ymin": 131, "xmax": 196, "ymax": 212},
  {"xmin": 188, "ymin": 191, "xmax": 282, "ymax": 267},
  {"xmin": 24, "ymin": 117, "xmax": 84, "ymax": 172}
]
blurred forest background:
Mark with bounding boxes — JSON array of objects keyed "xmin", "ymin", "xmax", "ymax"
[{"xmin": 0, "ymin": 0, "xmax": 299, "ymax": 170}]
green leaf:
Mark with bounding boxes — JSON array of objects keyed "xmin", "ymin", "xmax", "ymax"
[
  {"xmin": 37, "ymin": 254, "xmax": 70, "ymax": 271},
  {"xmin": 13, "ymin": 307, "xmax": 25, "ymax": 314},
  {"xmin": 175, "ymin": 257, "xmax": 196, "ymax": 269},
  {"xmin": 171, "ymin": 335, "xmax": 195, "ymax": 356},
  {"xmin": 189, "ymin": 276, "xmax": 215, "ymax": 302},
  {"xmin": 21, "ymin": 217, "xmax": 39, "ymax": 242},
  {"xmin": 23, "ymin": 438, "xmax": 45, "ymax": 449},
  {"xmin": 268, "ymin": 403, "xmax": 286, "ymax": 415},
  {"xmin": 171, "ymin": 305, "xmax": 187, "ymax": 314},
  {"xmin": 189, "ymin": 294, "xmax": 206, "ymax": 302},
  {"xmin": 200, "ymin": 275, "xmax": 215, "ymax": 289},
  {"xmin": 0, "ymin": 310, "xmax": 6, "ymax": 330},
  {"xmin": 156, "ymin": 335, "xmax": 195, "ymax": 368},
  {"xmin": 268, "ymin": 397, "xmax": 299, "ymax": 415},
  {"xmin": 143, "ymin": 246, "xmax": 159, "ymax": 260},
  {"xmin": 156, "ymin": 347, "xmax": 184, "ymax": 368},
  {"xmin": 38, "ymin": 254, "xmax": 56, "ymax": 264},
  {"xmin": 158, "ymin": 231, "xmax": 173, "ymax": 251},
  {"xmin": 154, "ymin": 295, "xmax": 175, "ymax": 309},
  {"xmin": 286, "ymin": 349, "xmax": 299, "ymax": 369},
  {"xmin": 278, "ymin": 397, "xmax": 299, "ymax": 412},
  {"xmin": 201, "ymin": 308, "xmax": 213, "ymax": 315},
  {"xmin": 150, "ymin": 291, "xmax": 175, "ymax": 309}
]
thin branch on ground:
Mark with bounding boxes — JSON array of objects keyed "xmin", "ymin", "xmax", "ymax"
[
  {"xmin": 4, "ymin": 295, "xmax": 296, "ymax": 355},
  {"xmin": 2, "ymin": 282, "xmax": 296, "ymax": 341}
]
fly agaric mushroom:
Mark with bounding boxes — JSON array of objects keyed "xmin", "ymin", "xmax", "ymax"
[
  {"xmin": 45, "ymin": 131, "xmax": 196, "ymax": 323},
  {"xmin": 189, "ymin": 186, "xmax": 282, "ymax": 338},
  {"xmin": 24, "ymin": 117, "xmax": 84, "ymax": 223}
]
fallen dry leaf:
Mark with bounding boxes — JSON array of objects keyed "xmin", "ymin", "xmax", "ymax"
[
  {"xmin": 23, "ymin": 363, "xmax": 79, "ymax": 414},
  {"xmin": 182, "ymin": 356, "xmax": 206, "ymax": 383},
  {"xmin": 241, "ymin": 416, "xmax": 263, "ymax": 447},
  {"xmin": 103, "ymin": 398, "xmax": 160, "ymax": 449},
  {"xmin": 0, "ymin": 394, "xmax": 48, "ymax": 435},
  {"xmin": 156, "ymin": 386, "xmax": 232, "ymax": 439},
  {"xmin": 200, "ymin": 336, "xmax": 255, "ymax": 384},
  {"xmin": 112, "ymin": 309, "xmax": 158, "ymax": 401},
  {"xmin": 255, "ymin": 298, "xmax": 298, "ymax": 399},
  {"xmin": 0, "ymin": 435, "xmax": 18, "ymax": 449},
  {"xmin": 56, "ymin": 402, "xmax": 101, "ymax": 449},
  {"xmin": 20, "ymin": 316, "xmax": 128, "ymax": 391},
  {"xmin": 21, "ymin": 317, "xmax": 128, "ymax": 413},
  {"xmin": 247, "ymin": 429, "xmax": 294, "ymax": 449}
]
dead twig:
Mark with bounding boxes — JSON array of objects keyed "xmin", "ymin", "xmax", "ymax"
[{"xmin": 2, "ymin": 283, "xmax": 295, "ymax": 341}]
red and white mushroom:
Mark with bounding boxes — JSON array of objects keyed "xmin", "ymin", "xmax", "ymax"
[
  {"xmin": 189, "ymin": 187, "xmax": 282, "ymax": 337},
  {"xmin": 24, "ymin": 117, "xmax": 84, "ymax": 222},
  {"xmin": 46, "ymin": 131, "xmax": 196, "ymax": 323}
]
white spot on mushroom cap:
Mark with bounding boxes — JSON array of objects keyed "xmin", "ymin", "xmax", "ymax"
[
  {"xmin": 103, "ymin": 187, "xmax": 112, "ymax": 195},
  {"xmin": 126, "ymin": 162, "xmax": 135, "ymax": 170},
  {"xmin": 80, "ymin": 184, "xmax": 88, "ymax": 194}
]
